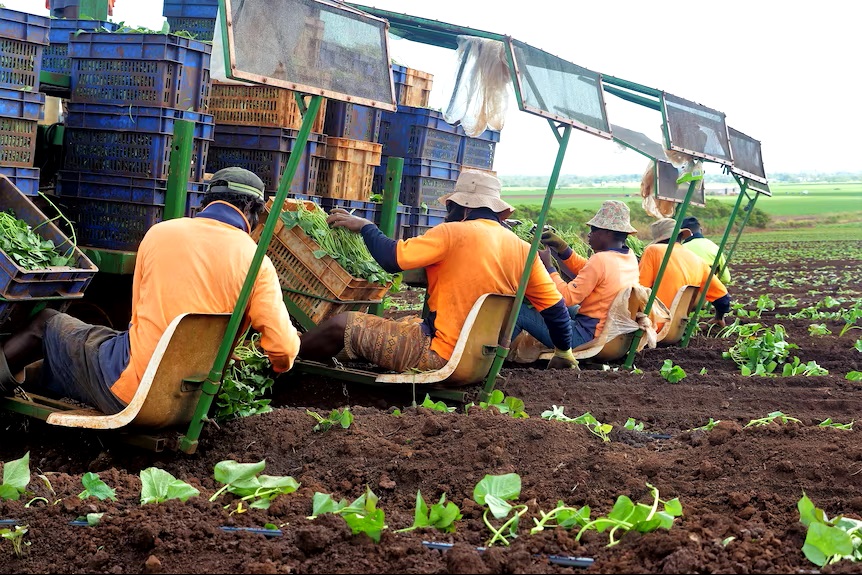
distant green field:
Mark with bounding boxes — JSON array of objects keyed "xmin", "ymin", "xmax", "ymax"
[
  {"xmin": 731, "ymin": 223, "xmax": 862, "ymax": 243},
  {"xmin": 502, "ymin": 182, "xmax": 862, "ymax": 218}
]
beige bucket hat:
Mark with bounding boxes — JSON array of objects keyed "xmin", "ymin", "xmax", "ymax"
[
  {"xmin": 586, "ymin": 200, "xmax": 637, "ymax": 233},
  {"xmin": 650, "ymin": 217, "xmax": 692, "ymax": 244},
  {"xmin": 438, "ymin": 169, "xmax": 515, "ymax": 220}
]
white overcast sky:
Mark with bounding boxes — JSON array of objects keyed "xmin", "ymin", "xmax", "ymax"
[{"xmin": 12, "ymin": 0, "xmax": 862, "ymax": 177}]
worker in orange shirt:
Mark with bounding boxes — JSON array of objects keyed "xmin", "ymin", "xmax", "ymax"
[
  {"xmin": 639, "ymin": 218, "xmax": 731, "ymax": 329},
  {"xmin": 0, "ymin": 168, "xmax": 300, "ymax": 412}
]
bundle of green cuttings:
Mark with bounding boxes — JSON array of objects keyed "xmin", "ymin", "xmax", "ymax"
[
  {"xmin": 216, "ymin": 333, "xmax": 275, "ymax": 421},
  {"xmin": 280, "ymin": 203, "xmax": 398, "ymax": 287},
  {"xmin": 0, "ymin": 211, "xmax": 74, "ymax": 270}
]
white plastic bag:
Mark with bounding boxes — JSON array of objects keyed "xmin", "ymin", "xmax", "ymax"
[{"xmin": 444, "ymin": 36, "xmax": 510, "ymax": 137}]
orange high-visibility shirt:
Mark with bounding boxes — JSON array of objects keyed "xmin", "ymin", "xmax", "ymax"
[
  {"xmin": 110, "ymin": 202, "xmax": 300, "ymax": 403},
  {"xmin": 639, "ymin": 243, "xmax": 728, "ymax": 313},
  {"xmin": 394, "ymin": 219, "xmax": 563, "ymax": 360},
  {"xmin": 553, "ymin": 249, "xmax": 640, "ymax": 336}
]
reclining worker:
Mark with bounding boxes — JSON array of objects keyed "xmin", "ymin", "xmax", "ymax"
[
  {"xmin": 0, "ymin": 168, "xmax": 300, "ymax": 413},
  {"xmin": 681, "ymin": 216, "xmax": 731, "ymax": 284},
  {"xmin": 299, "ymin": 170, "xmax": 579, "ymax": 371},
  {"xmin": 639, "ymin": 218, "xmax": 731, "ymax": 328},
  {"xmin": 512, "ymin": 200, "xmax": 640, "ymax": 349}
]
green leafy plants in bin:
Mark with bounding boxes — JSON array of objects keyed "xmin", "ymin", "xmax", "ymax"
[{"xmin": 0, "ymin": 211, "xmax": 74, "ymax": 270}]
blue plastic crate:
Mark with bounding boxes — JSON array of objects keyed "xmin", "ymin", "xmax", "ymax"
[
  {"xmin": 69, "ymin": 32, "xmax": 211, "ymax": 111},
  {"xmin": 458, "ymin": 127, "xmax": 500, "ymax": 170},
  {"xmin": 318, "ymin": 198, "xmax": 377, "ymax": 221},
  {"xmin": 0, "ymin": 8, "xmax": 50, "ymax": 45},
  {"xmin": 0, "ymin": 37, "xmax": 43, "ymax": 91},
  {"xmin": 208, "ymin": 126, "xmax": 326, "ymax": 194},
  {"xmin": 0, "ymin": 166, "xmax": 39, "ymax": 196},
  {"xmin": 0, "ymin": 177, "xmax": 96, "ymax": 299},
  {"xmin": 166, "ymin": 17, "xmax": 215, "ymax": 41},
  {"xmin": 63, "ymin": 104, "xmax": 214, "ymax": 181},
  {"xmin": 374, "ymin": 157, "xmax": 460, "ymax": 208},
  {"xmin": 43, "ymin": 19, "xmax": 118, "ymax": 76},
  {"xmin": 57, "ymin": 172, "xmax": 207, "ymax": 208},
  {"xmin": 379, "ymin": 106, "xmax": 463, "ymax": 163},
  {"xmin": 57, "ymin": 182, "xmax": 206, "ymax": 252},
  {"xmin": 406, "ymin": 205, "xmax": 447, "ymax": 238},
  {"xmin": 323, "ymin": 101, "xmax": 381, "ymax": 142},
  {"xmin": 369, "ymin": 202, "xmax": 411, "ymax": 240},
  {"xmin": 163, "ymin": 0, "xmax": 219, "ymax": 19},
  {"xmin": 0, "ymin": 88, "xmax": 44, "ymax": 121}
]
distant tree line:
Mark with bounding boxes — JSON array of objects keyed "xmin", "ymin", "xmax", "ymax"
[{"xmin": 500, "ymin": 172, "xmax": 862, "ymax": 188}]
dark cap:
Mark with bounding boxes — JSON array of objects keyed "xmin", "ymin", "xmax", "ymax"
[
  {"xmin": 681, "ymin": 216, "xmax": 700, "ymax": 229},
  {"xmin": 206, "ymin": 167, "xmax": 265, "ymax": 199}
]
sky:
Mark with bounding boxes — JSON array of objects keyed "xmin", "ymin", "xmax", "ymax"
[{"xmin": 13, "ymin": 0, "xmax": 862, "ymax": 177}]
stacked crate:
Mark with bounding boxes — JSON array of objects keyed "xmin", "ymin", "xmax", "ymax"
[
  {"xmin": 0, "ymin": 9, "xmax": 49, "ymax": 197},
  {"xmin": 55, "ymin": 32, "xmax": 214, "ymax": 252},
  {"xmin": 319, "ymin": 100, "xmax": 383, "ymax": 203},
  {"xmin": 42, "ymin": 19, "xmax": 118, "ymax": 79},
  {"xmin": 206, "ymin": 81, "xmax": 328, "ymax": 198},
  {"xmin": 163, "ymin": 0, "xmax": 219, "ymax": 42}
]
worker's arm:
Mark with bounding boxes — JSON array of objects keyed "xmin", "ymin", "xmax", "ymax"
[
  {"xmin": 703, "ymin": 272, "xmax": 731, "ymax": 322},
  {"xmin": 717, "ymin": 253, "xmax": 731, "ymax": 284},
  {"xmin": 248, "ymin": 258, "xmax": 301, "ymax": 373},
  {"xmin": 526, "ymin": 255, "xmax": 573, "ymax": 351}
]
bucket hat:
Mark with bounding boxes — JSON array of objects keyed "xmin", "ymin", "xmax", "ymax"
[
  {"xmin": 585, "ymin": 200, "xmax": 637, "ymax": 234},
  {"xmin": 438, "ymin": 169, "xmax": 514, "ymax": 220},
  {"xmin": 206, "ymin": 167, "xmax": 265, "ymax": 199},
  {"xmin": 650, "ymin": 217, "xmax": 692, "ymax": 244}
]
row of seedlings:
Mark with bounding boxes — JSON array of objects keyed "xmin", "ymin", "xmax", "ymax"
[{"xmin": 53, "ymin": 31, "xmax": 215, "ymax": 252}]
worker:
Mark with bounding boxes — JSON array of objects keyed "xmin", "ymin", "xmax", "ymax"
[
  {"xmin": 639, "ymin": 218, "xmax": 731, "ymax": 328},
  {"xmin": 0, "ymin": 168, "xmax": 300, "ymax": 412},
  {"xmin": 513, "ymin": 200, "xmax": 640, "ymax": 349},
  {"xmin": 681, "ymin": 216, "xmax": 731, "ymax": 284},
  {"xmin": 298, "ymin": 169, "xmax": 579, "ymax": 371}
]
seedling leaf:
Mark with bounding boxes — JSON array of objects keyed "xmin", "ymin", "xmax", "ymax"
[
  {"xmin": 78, "ymin": 472, "xmax": 117, "ymax": 501},
  {"xmin": 1, "ymin": 452, "xmax": 30, "ymax": 498},
  {"xmin": 140, "ymin": 468, "xmax": 199, "ymax": 504}
]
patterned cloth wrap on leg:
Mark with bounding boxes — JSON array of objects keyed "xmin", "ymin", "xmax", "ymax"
[{"xmin": 342, "ymin": 312, "xmax": 447, "ymax": 374}]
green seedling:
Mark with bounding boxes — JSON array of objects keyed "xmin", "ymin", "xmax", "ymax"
[
  {"xmin": 723, "ymin": 324, "xmax": 798, "ymax": 376},
  {"xmin": 854, "ymin": 339, "xmax": 862, "ymax": 352},
  {"xmin": 306, "ymin": 407, "xmax": 354, "ymax": 432},
  {"xmin": 575, "ymin": 483, "xmax": 682, "ymax": 547},
  {"xmin": 78, "ymin": 472, "xmax": 116, "ymax": 501},
  {"xmin": 217, "ymin": 333, "xmax": 275, "ymax": 421},
  {"xmin": 473, "ymin": 473, "xmax": 529, "ymax": 546},
  {"xmin": 817, "ymin": 296, "xmax": 843, "ymax": 309},
  {"xmin": 777, "ymin": 295, "xmax": 799, "ymax": 308},
  {"xmin": 782, "ymin": 357, "xmax": 829, "ymax": 376},
  {"xmin": 660, "ymin": 360, "xmax": 687, "ymax": 383},
  {"xmin": 808, "ymin": 323, "xmax": 832, "ymax": 336},
  {"xmin": 75, "ymin": 513, "xmax": 104, "ymax": 527},
  {"xmin": 798, "ymin": 493, "xmax": 862, "ymax": 566},
  {"xmin": 542, "ymin": 406, "xmax": 612, "ymax": 442},
  {"xmin": 624, "ymin": 418, "xmax": 644, "ymax": 432},
  {"xmin": 818, "ymin": 418, "xmax": 854, "ymax": 430},
  {"xmin": 139, "ymin": 468, "xmax": 199, "ymax": 504},
  {"xmin": 847, "ymin": 371, "xmax": 862, "ymax": 382},
  {"xmin": 699, "ymin": 367, "xmax": 708, "ymax": 375},
  {"xmin": 530, "ymin": 501, "xmax": 591, "ymax": 534},
  {"xmin": 688, "ymin": 418, "xmax": 721, "ymax": 432},
  {"xmin": 0, "ymin": 211, "xmax": 74, "ymax": 270},
  {"xmin": 631, "ymin": 367, "xmax": 644, "ymax": 375},
  {"xmin": 395, "ymin": 490, "xmax": 462, "ymax": 534},
  {"xmin": 309, "ymin": 486, "xmax": 386, "ymax": 542},
  {"xmin": 467, "ymin": 390, "xmax": 529, "ymax": 419},
  {"xmin": 744, "ymin": 411, "xmax": 801, "ymax": 428},
  {"xmin": 0, "ymin": 525, "xmax": 29, "ymax": 557},
  {"xmin": 209, "ymin": 460, "xmax": 299, "ymax": 510},
  {"xmin": 0, "ymin": 452, "xmax": 30, "ymax": 501},
  {"xmin": 419, "ymin": 394, "xmax": 456, "ymax": 413}
]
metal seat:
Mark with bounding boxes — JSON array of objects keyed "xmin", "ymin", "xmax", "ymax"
[{"xmin": 656, "ymin": 285, "xmax": 699, "ymax": 345}]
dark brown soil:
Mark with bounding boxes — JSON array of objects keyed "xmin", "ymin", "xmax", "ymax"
[{"xmin": 1, "ymin": 240, "xmax": 861, "ymax": 574}]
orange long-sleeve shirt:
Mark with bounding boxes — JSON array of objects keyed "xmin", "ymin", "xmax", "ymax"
[
  {"xmin": 110, "ymin": 201, "xmax": 300, "ymax": 404},
  {"xmin": 639, "ymin": 243, "xmax": 728, "ymax": 312},
  {"xmin": 552, "ymin": 248, "xmax": 640, "ymax": 336}
]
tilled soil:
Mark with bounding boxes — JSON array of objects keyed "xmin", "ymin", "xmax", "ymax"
[{"xmin": 1, "ymin": 240, "xmax": 861, "ymax": 574}]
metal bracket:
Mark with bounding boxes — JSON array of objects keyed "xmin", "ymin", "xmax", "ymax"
[
  {"xmin": 482, "ymin": 344, "xmax": 497, "ymax": 356},
  {"xmin": 181, "ymin": 377, "xmax": 206, "ymax": 393}
]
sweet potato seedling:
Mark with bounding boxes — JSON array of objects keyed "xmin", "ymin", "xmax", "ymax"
[
  {"xmin": 78, "ymin": 472, "xmax": 116, "ymax": 502},
  {"xmin": 210, "ymin": 460, "xmax": 299, "ymax": 510},
  {"xmin": 660, "ymin": 360, "xmax": 686, "ymax": 383},
  {"xmin": 306, "ymin": 407, "xmax": 354, "ymax": 431},
  {"xmin": 542, "ymin": 406, "xmax": 613, "ymax": 442},
  {"xmin": 688, "ymin": 418, "xmax": 721, "ymax": 432},
  {"xmin": 0, "ymin": 525, "xmax": 29, "ymax": 558},
  {"xmin": 419, "ymin": 394, "xmax": 456, "ymax": 413},
  {"xmin": 744, "ymin": 411, "xmax": 801, "ymax": 428},
  {"xmin": 395, "ymin": 490, "xmax": 462, "ymax": 534},
  {"xmin": 808, "ymin": 323, "xmax": 831, "ymax": 336},
  {"xmin": 818, "ymin": 418, "xmax": 854, "ymax": 430},
  {"xmin": 530, "ymin": 501, "xmax": 591, "ymax": 535},
  {"xmin": 847, "ymin": 371, "xmax": 862, "ymax": 381},
  {"xmin": 782, "ymin": 357, "xmax": 829, "ymax": 376},
  {"xmin": 467, "ymin": 390, "xmax": 529, "ymax": 418},
  {"xmin": 0, "ymin": 452, "xmax": 30, "ymax": 501},
  {"xmin": 140, "ymin": 468, "xmax": 200, "ymax": 504},
  {"xmin": 798, "ymin": 493, "xmax": 862, "ymax": 566},
  {"xmin": 309, "ymin": 486, "xmax": 386, "ymax": 542},
  {"xmin": 473, "ymin": 473, "xmax": 528, "ymax": 546},
  {"xmin": 624, "ymin": 418, "xmax": 644, "ymax": 432}
]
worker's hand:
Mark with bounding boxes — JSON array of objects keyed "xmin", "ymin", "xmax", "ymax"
[
  {"xmin": 540, "ymin": 230, "xmax": 569, "ymax": 253},
  {"xmin": 326, "ymin": 208, "xmax": 374, "ymax": 233},
  {"xmin": 504, "ymin": 218, "xmax": 523, "ymax": 229},
  {"xmin": 547, "ymin": 348, "xmax": 580, "ymax": 371},
  {"xmin": 537, "ymin": 248, "xmax": 556, "ymax": 273}
]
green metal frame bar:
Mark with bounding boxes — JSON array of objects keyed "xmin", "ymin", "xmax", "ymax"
[
  {"xmin": 370, "ymin": 157, "xmax": 404, "ymax": 316},
  {"xmin": 83, "ymin": 248, "xmax": 137, "ymax": 275},
  {"xmin": 479, "ymin": 123, "xmax": 572, "ymax": 402},
  {"xmin": 603, "ymin": 85, "xmax": 661, "ymax": 111},
  {"xmin": 164, "ymin": 120, "xmax": 193, "ymax": 220},
  {"xmin": 622, "ymin": 179, "xmax": 698, "ymax": 369},
  {"xmin": 177, "ymin": 96, "xmax": 324, "ymax": 454}
]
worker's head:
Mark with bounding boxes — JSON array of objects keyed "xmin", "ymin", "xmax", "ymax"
[
  {"xmin": 439, "ymin": 169, "xmax": 514, "ymax": 223},
  {"xmin": 650, "ymin": 218, "xmax": 692, "ymax": 245},
  {"xmin": 681, "ymin": 216, "xmax": 701, "ymax": 235},
  {"xmin": 585, "ymin": 200, "xmax": 637, "ymax": 251},
  {"xmin": 202, "ymin": 167, "xmax": 266, "ymax": 231}
]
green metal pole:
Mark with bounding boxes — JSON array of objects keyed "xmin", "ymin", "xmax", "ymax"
[
  {"xmin": 178, "ymin": 96, "xmax": 323, "ymax": 454},
  {"xmin": 622, "ymin": 180, "xmax": 697, "ymax": 369},
  {"xmin": 680, "ymin": 181, "xmax": 749, "ymax": 346},
  {"xmin": 164, "ymin": 120, "xmax": 194, "ymax": 220},
  {"xmin": 479, "ymin": 124, "xmax": 571, "ymax": 402},
  {"xmin": 602, "ymin": 85, "xmax": 661, "ymax": 111},
  {"xmin": 370, "ymin": 157, "xmax": 403, "ymax": 317}
]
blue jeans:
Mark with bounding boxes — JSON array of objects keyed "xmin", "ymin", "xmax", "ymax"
[{"xmin": 512, "ymin": 303, "xmax": 598, "ymax": 350}]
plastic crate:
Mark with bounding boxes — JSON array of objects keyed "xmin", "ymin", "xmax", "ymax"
[
  {"xmin": 69, "ymin": 32, "xmax": 211, "ymax": 112},
  {"xmin": 458, "ymin": 128, "xmax": 500, "ymax": 170},
  {"xmin": 207, "ymin": 126, "xmax": 326, "ymax": 194},
  {"xmin": 323, "ymin": 101, "xmax": 381, "ymax": 142},
  {"xmin": 369, "ymin": 202, "xmax": 411, "ymax": 240},
  {"xmin": 63, "ymin": 104, "xmax": 214, "ymax": 181},
  {"xmin": 163, "ymin": 0, "xmax": 219, "ymax": 19},
  {"xmin": 317, "ymin": 138, "xmax": 382, "ymax": 200},
  {"xmin": 374, "ymin": 157, "xmax": 460, "ymax": 207},
  {"xmin": 0, "ymin": 8, "xmax": 50, "ymax": 45},
  {"xmin": 0, "ymin": 37, "xmax": 44, "ymax": 91},
  {"xmin": 0, "ymin": 166, "xmax": 39, "ymax": 196},
  {"xmin": 166, "ymin": 17, "xmax": 215, "ymax": 41},
  {"xmin": 406, "ymin": 205, "xmax": 448, "ymax": 238},
  {"xmin": 0, "ymin": 176, "xmax": 96, "ymax": 299},
  {"xmin": 318, "ymin": 198, "xmax": 377, "ymax": 221},
  {"xmin": 43, "ymin": 19, "xmax": 118, "ymax": 76},
  {"xmin": 57, "ymin": 172, "xmax": 207, "ymax": 208},
  {"xmin": 391, "ymin": 64, "xmax": 433, "ymax": 108},
  {"xmin": 0, "ymin": 88, "xmax": 44, "ymax": 120},
  {"xmin": 58, "ymin": 182, "xmax": 206, "ymax": 252},
  {"xmin": 378, "ymin": 106, "xmax": 463, "ymax": 163},
  {"xmin": 254, "ymin": 199, "xmax": 389, "ymax": 325},
  {"xmin": 0, "ymin": 114, "xmax": 37, "ymax": 167},
  {"xmin": 209, "ymin": 82, "xmax": 327, "ymax": 131}
]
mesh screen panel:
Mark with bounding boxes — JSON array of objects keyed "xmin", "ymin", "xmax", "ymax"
[
  {"xmin": 664, "ymin": 93, "xmax": 731, "ymax": 164},
  {"xmin": 655, "ymin": 160, "xmax": 706, "ymax": 207},
  {"xmin": 226, "ymin": 0, "xmax": 394, "ymax": 107},
  {"xmin": 611, "ymin": 124, "xmax": 666, "ymax": 160},
  {"xmin": 510, "ymin": 39, "xmax": 609, "ymax": 136},
  {"xmin": 728, "ymin": 126, "xmax": 767, "ymax": 184}
]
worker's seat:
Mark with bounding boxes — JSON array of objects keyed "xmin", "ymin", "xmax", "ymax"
[
  {"xmin": 656, "ymin": 285, "xmax": 699, "ymax": 345},
  {"xmin": 46, "ymin": 313, "xmax": 231, "ymax": 429},
  {"xmin": 374, "ymin": 293, "xmax": 514, "ymax": 386}
]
